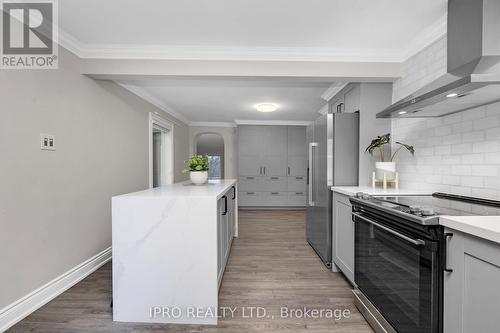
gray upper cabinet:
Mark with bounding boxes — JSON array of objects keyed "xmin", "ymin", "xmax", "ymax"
[
  {"xmin": 238, "ymin": 125, "xmax": 307, "ymax": 207},
  {"xmin": 444, "ymin": 229, "xmax": 500, "ymax": 333},
  {"xmin": 287, "ymin": 126, "xmax": 307, "ymax": 177},
  {"xmin": 263, "ymin": 126, "xmax": 288, "ymax": 176},
  {"xmin": 238, "ymin": 126, "xmax": 264, "ymax": 176}
]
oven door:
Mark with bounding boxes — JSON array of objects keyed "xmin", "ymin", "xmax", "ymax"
[{"xmin": 353, "ymin": 212, "xmax": 440, "ymax": 333}]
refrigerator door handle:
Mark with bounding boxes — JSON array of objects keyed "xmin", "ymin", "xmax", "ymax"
[{"xmin": 308, "ymin": 142, "xmax": 318, "ymax": 206}]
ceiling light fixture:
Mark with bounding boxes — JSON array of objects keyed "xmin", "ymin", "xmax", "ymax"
[
  {"xmin": 398, "ymin": 110, "xmax": 407, "ymax": 115},
  {"xmin": 256, "ymin": 103, "xmax": 278, "ymax": 113},
  {"xmin": 446, "ymin": 93, "xmax": 458, "ymax": 98}
]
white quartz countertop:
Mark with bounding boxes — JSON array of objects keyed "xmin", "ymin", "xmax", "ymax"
[
  {"xmin": 115, "ymin": 179, "xmax": 237, "ymax": 200},
  {"xmin": 440, "ymin": 216, "xmax": 500, "ymax": 244},
  {"xmin": 330, "ymin": 186, "xmax": 431, "ymax": 197}
]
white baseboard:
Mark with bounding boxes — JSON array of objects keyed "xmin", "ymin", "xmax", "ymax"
[{"xmin": 0, "ymin": 247, "xmax": 112, "ymax": 332}]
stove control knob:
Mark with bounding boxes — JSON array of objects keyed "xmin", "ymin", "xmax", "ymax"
[
  {"xmin": 409, "ymin": 206, "xmax": 421, "ymax": 214},
  {"xmin": 362, "ymin": 193, "xmax": 371, "ymax": 200},
  {"xmin": 420, "ymin": 208, "xmax": 435, "ymax": 216},
  {"xmin": 355, "ymin": 192, "xmax": 364, "ymax": 198}
]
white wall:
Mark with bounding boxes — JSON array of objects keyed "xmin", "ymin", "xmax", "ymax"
[
  {"xmin": 391, "ymin": 35, "xmax": 500, "ymax": 200},
  {"xmin": 189, "ymin": 126, "xmax": 238, "ymax": 179},
  {"xmin": 392, "ymin": 104, "xmax": 500, "ymax": 200},
  {"xmin": 0, "ymin": 47, "xmax": 189, "ymax": 310},
  {"xmin": 392, "ymin": 36, "xmax": 447, "ymax": 102}
]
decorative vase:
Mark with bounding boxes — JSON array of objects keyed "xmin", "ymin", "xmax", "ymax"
[
  {"xmin": 190, "ymin": 171, "xmax": 208, "ymax": 185},
  {"xmin": 375, "ymin": 162, "xmax": 396, "ymax": 181}
]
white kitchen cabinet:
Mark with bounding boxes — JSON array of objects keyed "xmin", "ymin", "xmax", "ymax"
[
  {"xmin": 332, "ymin": 192, "xmax": 355, "ymax": 285},
  {"xmin": 238, "ymin": 125, "xmax": 307, "ymax": 207},
  {"xmin": 443, "ymin": 229, "xmax": 500, "ymax": 333}
]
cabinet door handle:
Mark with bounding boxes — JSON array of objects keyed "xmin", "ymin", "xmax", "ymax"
[
  {"xmin": 222, "ymin": 195, "xmax": 228, "ymax": 215},
  {"xmin": 296, "ymin": 177, "xmax": 303, "ymax": 180},
  {"xmin": 271, "ymin": 177, "xmax": 279, "ymax": 180},
  {"xmin": 271, "ymin": 192, "xmax": 279, "ymax": 195},
  {"xmin": 263, "ymin": 167, "xmax": 266, "ymax": 175},
  {"xmin": 246, "ymin": 192, "xmax": 255, "ymax": 195},
  {"xmin": 288, "ymin": 166, "xmax": 291, "ymax": 175},
  {"xmin": 231, "ymin": 186, "xmax": 236, "ymax": 200},
  {"xmin": 246, "ymin": 176, "xmax": 254, "ymax": 180},
  {"xmin": 443, "ymin": 233, "xmax": 453, "ymax": 273},
  {"xmin": 259, "ymin": 167, "xmax": 262, "ymax": 175}
]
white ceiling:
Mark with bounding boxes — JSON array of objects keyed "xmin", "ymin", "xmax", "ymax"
[
  {"xmin": 119, "ymin": 78, "xmax": 332, "ymax": 123},
  {"xmin": 59, "ymin": 1, "xmax": 447, "ymax": 124},
  {"xmin": 59, "ymin": 0, "xmax": 447, "ymax": 61}
]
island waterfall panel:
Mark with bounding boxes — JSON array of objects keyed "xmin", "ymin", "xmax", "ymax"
[{"xmin": 112, "ymin": 180, "xmax": 237, "ymax": 325}]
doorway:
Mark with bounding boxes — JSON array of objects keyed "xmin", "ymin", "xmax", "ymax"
[
  {"xmin": 149, "ymin": 113, "xmax": 174, "ymax": 187},
  {"xmin": 195, "ymin": 133, "xmax": 225, "ymax": 179}
]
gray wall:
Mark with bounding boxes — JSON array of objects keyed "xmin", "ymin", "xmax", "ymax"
[
  {"xmin": 0, "ymin": 47, "xmax": 189, "ymax": 309},
  {"xmin": 358, "ymin": 83, "xmax": 393, "ymax": 186}
]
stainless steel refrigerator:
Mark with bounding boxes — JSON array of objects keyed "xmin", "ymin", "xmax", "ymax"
[{"xmin": 306, "ymin": 112, "xmax": 359, "ymax": 267}]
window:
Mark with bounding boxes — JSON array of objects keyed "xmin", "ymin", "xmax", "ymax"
[{"xmin": 207, "ymin": 155, "xmax": 222, "ymax": 179}]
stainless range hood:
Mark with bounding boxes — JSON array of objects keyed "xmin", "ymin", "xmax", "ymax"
[{"xmin": 377, "ymin": 0, "xmax": 500, "ymax": 118}]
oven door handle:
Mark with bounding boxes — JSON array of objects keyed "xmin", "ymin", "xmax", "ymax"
[{"xmin": 353, "ymin": 213, "xmax": 426, "ymax": 246}]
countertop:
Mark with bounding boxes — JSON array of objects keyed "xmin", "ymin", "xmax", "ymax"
[
  {"xmin": 331, "ymin": 186, "xmax": 500, "ymax": 244},
  {"xmin": 114, "ymin": 179, "xmax": 236, "ymax": 200},
  {"xmin": 440, "ymin": 216, "xmax": 500, "ymax": 244},
  {"xmin": 330, "ymin": 186, "xmax": 431, "ymax": 197}
]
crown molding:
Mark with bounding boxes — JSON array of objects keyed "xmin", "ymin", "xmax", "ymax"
[
  {"xmin": 115, "ymin": 82, "xmax": 190, "ymax": 125},
  {"xmin": 57, "ymin": 14, "xmax": 446, "ymax": 64},
  {"xmin": 321, "ymin": 82, "xmax": 349, "ymax": 101},
  {"xmin": 234, "ymin": 120, "xmax": 311, "ymax": 126},
  {"xmin": 401, "ymin": 13, "xmax": 447, "ymax": 61},
  {"xmin": 189, "ymin": 122, "xmax": 237, "ymax": 128}
]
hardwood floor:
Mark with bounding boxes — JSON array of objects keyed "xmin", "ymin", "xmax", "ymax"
[{"xmin": 8, "ymin": 209, "xmax": 372, "ymax": 332}]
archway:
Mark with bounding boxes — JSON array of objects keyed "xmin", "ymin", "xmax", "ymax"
[{"xmin": 195, "ymin": 133, "xmax": 225, "ymax": 179}]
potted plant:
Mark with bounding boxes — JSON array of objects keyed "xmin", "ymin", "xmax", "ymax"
[
  {"xmin": 365, "ymin": 133, "xmax": 415, "ymax": 180},
  {"xmin": 183, "ymin": 155, "xmax": 209, "ymax": 185}
]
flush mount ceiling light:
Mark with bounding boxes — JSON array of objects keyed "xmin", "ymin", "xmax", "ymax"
[
  {"xmin": 398, "ymin": 110, "xmax": 407, "ymax": 115},
  {"xmin": 446, "ymin": 93, "xmax": 459, "ymax": 98},
  {"xmin": 256, "ymin": 103, "xmax": 278, "ymax": 113}
]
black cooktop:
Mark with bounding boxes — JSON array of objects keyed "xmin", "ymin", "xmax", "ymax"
[{"xmin": 351, "ymin": 192, "xmax": 500, "ymax": 225}]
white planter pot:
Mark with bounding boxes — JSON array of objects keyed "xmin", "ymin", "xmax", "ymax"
[
  {"xmin": 375, "ymin": 162, "xmax": 396, "ymax": 181},
  {"xmin": 190, "ymin": 171, "xmax": 208, "ymax": 185}
]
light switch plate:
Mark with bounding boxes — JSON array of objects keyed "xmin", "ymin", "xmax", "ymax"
[{"xmin": 40, "ymin": 134, "xmax": 56, "ymax": 151}]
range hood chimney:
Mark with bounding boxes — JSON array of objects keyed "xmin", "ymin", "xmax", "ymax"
[{"xmin": 377, "ymin": 0, "xmax": 500, "ymax": 118}]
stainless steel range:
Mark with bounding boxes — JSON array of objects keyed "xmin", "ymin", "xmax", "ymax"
[{"xmin": 350, "ymin": 192, "xmax": 500, "ymax": 333}]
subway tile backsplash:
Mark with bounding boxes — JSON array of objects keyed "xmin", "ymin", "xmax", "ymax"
[{"xmin": 392, "ymin": 103, "xmax": 500, "ymax": 199}]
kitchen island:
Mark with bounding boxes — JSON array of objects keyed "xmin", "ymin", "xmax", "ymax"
[{"xmin": 112, "ymin": 179, "xmax": 237, "ymax": 325}]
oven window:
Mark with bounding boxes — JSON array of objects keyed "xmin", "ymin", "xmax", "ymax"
[{"xmin": 355, "ymin": 215, "xmax": 438, "ymax": 333}]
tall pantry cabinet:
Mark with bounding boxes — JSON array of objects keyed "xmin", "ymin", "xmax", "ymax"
[{"xmin": 238, "ymin": 125, "xmax": 307, "ymax": 207}]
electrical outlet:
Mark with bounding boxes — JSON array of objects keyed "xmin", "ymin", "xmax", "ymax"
[{"xmin": 40, "ymin": 134, "xmax": 56, "ymax": 151}]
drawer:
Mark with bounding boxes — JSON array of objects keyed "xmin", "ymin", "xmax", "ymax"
[
  {"xmin": 262, "ymin": 191, "xmax": 288, "ymax": 206},
  {"xmin": 287, "ymin": 176, "xmax": 306, "ymax": 192},
  {"xmin": 287, "ymin": 191, "xmax": 306, "ymax": 206},
  {"xmin": 238, "ymin": 176, "xmax": 263, "ymax": 192},
  {"xmin": 261, "ymin": 176, "xmax": 287, "ymax": 191},
  {"xmin": 238, "ymin": 191, "xmax": 263, "ymax": 206}
]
